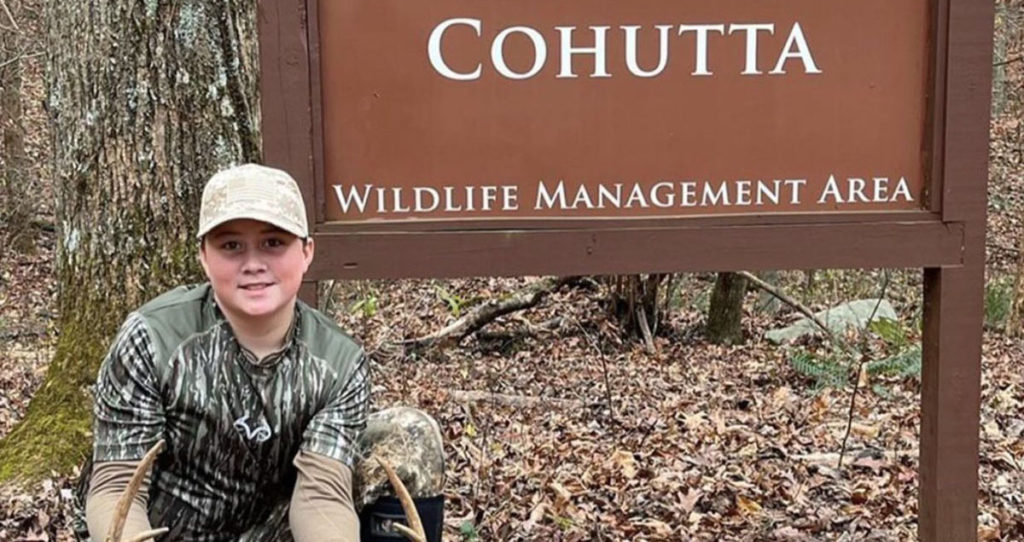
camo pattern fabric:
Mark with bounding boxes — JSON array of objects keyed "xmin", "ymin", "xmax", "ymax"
[
  {"xmin": 352, "ymin": 406, "xmax": 446, "ymax": 510},
  {"xmin": 72, "ymin": 408, "xmax": 446, "ymax": 541},
  {"xmin": 75, "ymin": 283, "xmax": 369, "ymax": 542}
]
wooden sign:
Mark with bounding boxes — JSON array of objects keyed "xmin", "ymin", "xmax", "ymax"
[
  {"xmin": 258, "ymin": 1, "xmax": 994, "ymax": 540},
  {"xmin": 319, "ymin": 1, "xmax": 930, "ymax": 223}
]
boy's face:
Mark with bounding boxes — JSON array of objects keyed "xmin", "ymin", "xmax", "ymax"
[{"xmin": 199, "ymin": 219, "xmax": 314, "ymax": 322}]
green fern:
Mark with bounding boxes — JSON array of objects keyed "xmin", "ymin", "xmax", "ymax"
[
  {"xmin": 788, "ymin": 350, "xmax": 849, "ymax": 390},
  {"xmin": 867, "ymin": 345, "xmax": 921, "ymax": 379}
]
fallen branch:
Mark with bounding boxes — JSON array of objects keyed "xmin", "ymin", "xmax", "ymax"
[
  {"xmin": 795, "ymin": 449, "xmax": 917, "ymax": 465},
  {"xmin": 636, "ymin": 308, "xmax": 656, "ymax": 354},
  {"xmin": 476, "ymin": 317, "xmax": 563, "ymax": 342},
  {"xmin": 449, "ymin": 389, "xmax": 583, "ymax": 409},
  {"xmin": 738, "ymin": 270, "xmax": 832, "ymax": 338},
  {"xmin": 404, "ymin": 276, "xmax": 579, "ymax": 349},
  {"xmin": 994, "ymin": 55, "xmax": 1022, "ymax": 68},
  {"xmin": 0, "ymin": 0, "xmax": 18, "ymax": 31},
  {"xmin": 377, "ymin": 457, "xmax": 426, "ymax": 542}
]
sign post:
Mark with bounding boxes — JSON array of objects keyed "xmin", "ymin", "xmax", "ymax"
[{"xmin": 259, "ymin": 1, "xmax": 994, "ymax": 539}]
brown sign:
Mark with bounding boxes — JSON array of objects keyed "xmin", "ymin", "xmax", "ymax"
[
  {"xmin": 319, "ymin": 0, "xmax": 929, "ymax": 223},
  {"xmin": 261, "ymin": 1, "xmax": 994, "ymax": 541}
]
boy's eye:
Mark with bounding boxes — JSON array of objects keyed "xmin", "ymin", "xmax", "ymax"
[
  {"xmin": 264, "ymin": 238, "xmax": 285, "ymax": 248},
  {"xmin": 221, "ymin": 241, "xmax": 241, "ymax": 251}
]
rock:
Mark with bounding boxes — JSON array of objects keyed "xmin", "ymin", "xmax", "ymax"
[{"xmin": 764, "ymin": 299, "xmax": 898, "ymax": 344}]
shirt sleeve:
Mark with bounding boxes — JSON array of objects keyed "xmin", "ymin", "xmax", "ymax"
[
  {"xmin": 92, "ymin": 312, "xmax": 166, "ymax": 461},
  {"xmin": 86, "ymin": 460, "xmax": 153, "ymax": 539},
  {"xmin": 289, "ymin": 450, "xmax": 360, "ymax": 542},
  {"xmin": 301, "ymin": 352, "xmax": 370, "ymax": 467}
]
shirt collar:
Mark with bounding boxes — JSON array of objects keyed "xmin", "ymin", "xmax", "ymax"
[{"xmin": 202, "ymin": 283, "xmax": 303, "ymax": 367}]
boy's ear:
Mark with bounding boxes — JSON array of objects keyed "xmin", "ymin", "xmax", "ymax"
[
  {"xmin": 302, "ymin": 238, "xmax": 315, "ymax": 273},
  {"xmin": 198, "ymin": 240, "xmax": 210, "ymax": 276}
]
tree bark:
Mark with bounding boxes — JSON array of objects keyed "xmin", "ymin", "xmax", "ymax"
[
  {"xmin": 0, "ymin": 0, "xmax": 260, "ymax": 483},
  {"xmin": 706, "ymin": 271, "xmax": 748, "ymax": 345},
  {"xmin": 605, "ymin": 274, "xmax": 667, "ymax": 341},
  {"xmin": 0, "ymin": 0, "xmax": 30, "ymax": 253}
]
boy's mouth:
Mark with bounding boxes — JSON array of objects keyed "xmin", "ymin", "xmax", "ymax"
[{"xmin": 240, "ymin": 282, "xmax": 274, "ymax": 291}]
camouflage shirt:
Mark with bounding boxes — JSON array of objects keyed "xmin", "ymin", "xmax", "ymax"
[{"xmin": 91, "ymin": 283, "xmax": 370, "ymax": 541}]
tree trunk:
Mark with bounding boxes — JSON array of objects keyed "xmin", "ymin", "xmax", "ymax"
[
  {"xmin": 706, "ymin": 272, "xmax": 748, "ymax": 345},
  {"xmin": 0, "ymin": 0, "xmax": 260, "ymax": 484},
  {"xmin": 0, "ymin": 0, "xmax": 30, "ymax": 253},
  {"xmin": 605, "ymin": 274, "xmax": 667, "ymax": 341}
]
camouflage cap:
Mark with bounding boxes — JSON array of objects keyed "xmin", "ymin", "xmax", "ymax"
[{"xmin": 197, "ymin": 164, "xmax": 308, "ymax": 239}]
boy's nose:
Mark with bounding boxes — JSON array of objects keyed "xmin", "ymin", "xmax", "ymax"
[{"xmin": 241, "ymin": 252, "xmax": 268, "ymax": 273}]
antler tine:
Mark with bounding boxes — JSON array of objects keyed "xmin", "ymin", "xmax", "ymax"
[
  {"xmin": 376, "ymin": 456, "xmax": 427, "ymax": 542},
  {"xmin": 105, "ymin": 439, "xmax": 166, "ymax": 542}
]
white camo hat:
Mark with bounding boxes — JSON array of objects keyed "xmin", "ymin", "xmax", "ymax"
[{"xmin": 197, "ymin": 164, "xmax": 309, "ymax": 239}]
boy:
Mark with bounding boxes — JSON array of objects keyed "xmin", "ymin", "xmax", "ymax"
[{"xmin": 82, "ymin": 164, "xmax": 371, "ymax": 541}]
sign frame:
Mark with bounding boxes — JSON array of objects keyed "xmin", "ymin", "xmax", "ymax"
[{"xmin": 258, "ymin": 1, "xmax": 993, "ymax": 540}]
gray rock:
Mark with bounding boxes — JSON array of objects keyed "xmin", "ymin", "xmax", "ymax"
[{"xmin": 765, "ymin": 299, "xmax": 898, "ymax": 344}]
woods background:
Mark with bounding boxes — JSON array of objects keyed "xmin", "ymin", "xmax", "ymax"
[{"xmin": 1, "ymin": 1, "xmax": 1023, "ymax": 540}]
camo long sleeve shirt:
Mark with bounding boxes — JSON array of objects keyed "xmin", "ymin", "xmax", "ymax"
[{"xmin": 90, "ymin": 284, "xmax": 370, "ymax": 541}]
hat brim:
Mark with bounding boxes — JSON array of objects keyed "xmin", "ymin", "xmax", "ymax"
[{"xmin": 197, "ymin": 209, "xmax": 307, "ymax": 239}]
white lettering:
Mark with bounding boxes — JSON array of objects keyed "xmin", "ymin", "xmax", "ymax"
[
  {"xmin": 623, "ymin": 25, "xmax": 673, "ymax": 78},
  {"xmin": 428, "ymin": 18, "xmax": 482, "ymax": 81},
  {"xmin": 847, "ymin": 178, "xmax": 869, "ymax": 202},
  {"xmin": 784, "ymin": 179, "xmax": 806, "ymax": 204},
  {"xmin": 756, "ymin": 180, "xmax": 781, "ymax": 205},
  {"xmin": 729, "ymin": 23, "xmax": 774, "ymax": 75},
  {"xmin": 442, "ymin": 186, "xmax": 463, "ymax": 212},
  {"xmin": 480, "ymin": 185, "xmax": 498, "ymax": 211},
  {"xmin": 651, "ymin": 182, "xmax": 675, "ymax": 207},
  {"xmin": 501, "ymin": 185, "xmax": 519, "ymax": 210},
  {"xmin": 536, "ymin": 180, "xmax": 567, "ymax": 209},
  {"xmin": 333, "ymin": 184, "xmax": 372, "ymax": 214},
  {"xmin": 892, "ymin": 177, "xmax": 913, "ymax": 202},
  {"xmin": 571, "ymin": 185, "xmax": 596, "ymax": 209},
  {"xmin": 392, "ymin": 187, "xmax": 411, "ymax": 212},
  {"xmin": 818, "ymin": 174, "xmax": 843, "ymax": 203},
  {"xmin": 680, "ymin": 182, "xmax": 697, "ymax": 206},
  {"xmin": 702, "ymin": 182, "xmax": 730, "ymax": 206},
  {"xmin": 872, "ymin": 177, "xmax": 890, "ymax": 202},
  {"xmin": 556, "ymin": 26, "xmax": 611, "ymax": 78},
  {"xmin": 735, "ymin": 180, "xmax": 752, "ymax": 205},
  {"xmin": 492, "ymin": 26, "xmax": 547, "ymax": 79},
  {"xmin": 770, "ymin": 22, "xmax": 823, "ymax": 75},
  {"xmin": 679, "ymin": 24, "xmax": 725, "ymax": 76},
  {"xmin": 625, "ymin": 183, "xmax": 650, "ymax": 208},
  {"xmin": 597, "ymin": 183, "xmax": 622, "ymax": 209},
  {"xmin": 413, "ymin": 187, "xmax": 440, "ymax": 212},
  {"xmin": 375, "ymin": 187, "xmax": 387, "ymax": 213}
]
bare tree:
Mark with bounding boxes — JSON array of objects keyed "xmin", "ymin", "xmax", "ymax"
[{"xmin": 0, "ymin": 0, "xmax": 31, "ymax": 253}]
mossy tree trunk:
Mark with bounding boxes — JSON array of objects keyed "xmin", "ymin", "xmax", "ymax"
[
  {"xmin": 0, "ymin": 0, "xmax": 260, "ymax": 484},
  {"xmin": 706, "ymin": 272, "xmax": 748, "ymax": 345}
]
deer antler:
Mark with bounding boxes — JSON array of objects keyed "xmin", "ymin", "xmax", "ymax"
[
  {"xmin": 105, "ymin": 440, "xmax": 169, "ymax": 542},
  {"xmin": 376, "ymin": 456, "xmax": 427, "ymax": 542}
]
